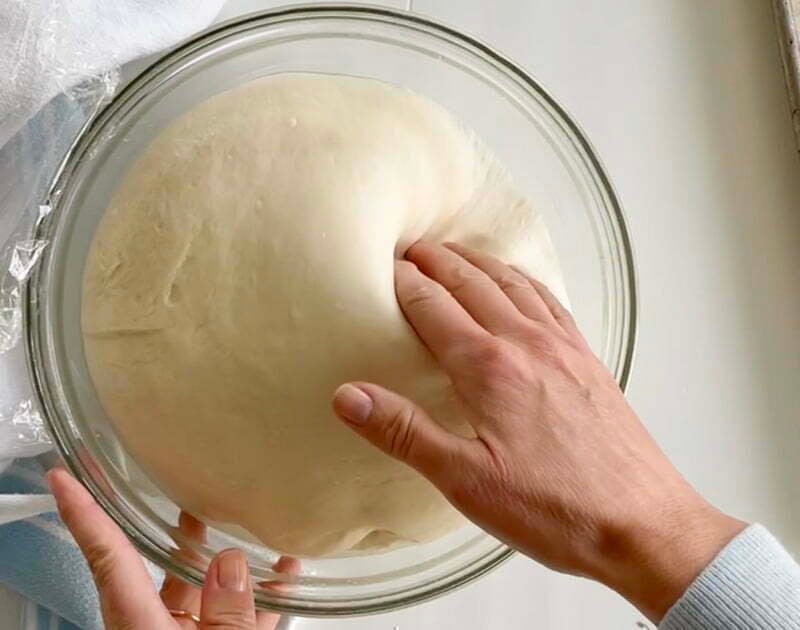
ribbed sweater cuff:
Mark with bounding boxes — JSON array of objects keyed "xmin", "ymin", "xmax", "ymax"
[{"xmin": 660, "ymin": 524, "xmax": 800, "ymax": 629}]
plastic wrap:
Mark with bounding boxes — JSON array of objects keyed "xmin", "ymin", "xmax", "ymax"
[
  {"xmin": 0, "ymin": 400, "xmax": 50, "ymax": 461},
  {"xmin": 0, "ymin": 70, "xmax": 118, "ymax": 463}
]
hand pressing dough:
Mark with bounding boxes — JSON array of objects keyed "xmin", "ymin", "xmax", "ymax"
[{"xmin": 82, "ymin": 73, "xmax": 567, "ymax": 556}]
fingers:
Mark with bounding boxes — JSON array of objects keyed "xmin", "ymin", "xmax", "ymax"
[
  {"xmin": 395, "ymin": 259, "xmax": 490, "ymax": 368},
  {"xmin": 407, "ymin": 240, "xmax": 582, "ymax": 344},
  {"xmin": 46, "ymin": 468, "xmax": 173, "ymax": 630},
  {"xmin": 405, "ymin": 242, "xmax": 525, "ymax": 333},
  {"xmin": 332, "ymin": 382, "xmax": 473, "ymax": 481},
  {"xmin": 199, "ymin": 548, "xmax": 257, "ymax": 630},
  {"xmin": 443, "ymin": 242, "xmax": 558, "ymax": 326},
  {"xmin": 513, "ymin": 269, "xmax": 582, "ymax": 341},
  {"xmin": 271, "ymin": 555, "xmax": 301, "ymax": 576},
  {"xmin": 160, "ymin": 512, "xmax": 207, "ymax": 626},
  {"xmin": 257, "ymin": 612, "xmax": 282, "ymax": 630},
  {"xmin": 256, "ymin": 556, "xmax": 301, "ymax": 630},
  {"xmin": 160, "ymin": 577, "xmax": 201, "ymax": 628},
  {"xmin": 164, "ymin": 517, "xmax": 286, "ymax": 630},
  {"xmin": 259, "ymin": 556, "xmax": 301, "ymax": 593}
]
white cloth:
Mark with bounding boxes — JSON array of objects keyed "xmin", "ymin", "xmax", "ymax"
[
  {"xmin": 0, "ymin": 493, "xmax": 56, "ymax": 526},
  {"xmin": 0, "ymin": 0, "xmax": 226, "ymax": 149}
]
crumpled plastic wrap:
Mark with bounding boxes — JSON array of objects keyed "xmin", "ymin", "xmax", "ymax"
[
  {"xmin": 0, "ymin": 231, "xmax": 50, "ymax": 354},
  {"xmin": 0, "ymin": 71, "xmax": 118, "ymax": 467},
  {"xmin": 0, "ymin": 400, "xmax": 49, "ymax": 461}
]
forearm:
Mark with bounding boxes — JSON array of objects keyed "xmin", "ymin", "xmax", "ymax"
[
  {"xmin": 586, "ymin": 490, "xmax": 746, "ymax": 622},
  {"xmin": 585, "ymin": 494, "xmax": 800, "ymax": 628}
]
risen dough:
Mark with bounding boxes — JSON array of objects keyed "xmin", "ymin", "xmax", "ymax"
[{"xmin": 82, "ymin": 74, "xmax": 567, "ymax": 556}]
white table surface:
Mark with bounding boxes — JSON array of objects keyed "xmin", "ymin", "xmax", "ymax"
[{"xmin": 3, "ymin": 1, "xmax": 800, "ymax": 628}]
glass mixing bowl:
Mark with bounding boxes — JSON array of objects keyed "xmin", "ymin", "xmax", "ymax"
[{"xmin": 24, "ymin": 4, "xmax": 637, "ymax": 617}]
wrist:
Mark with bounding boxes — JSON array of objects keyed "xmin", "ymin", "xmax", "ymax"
[{"xmin": 589, "ymin": 490, "xmax": 746, "ymax": 622}]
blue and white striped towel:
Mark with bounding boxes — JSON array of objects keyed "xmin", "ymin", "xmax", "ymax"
[{"xmin": 0, "ymin": 458, "xmax": 101, "ymax": 630}]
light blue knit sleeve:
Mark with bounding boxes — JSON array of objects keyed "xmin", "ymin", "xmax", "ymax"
[{"xmin": 660, "ymin": 524, "xmax": 800, "ymax": 629}]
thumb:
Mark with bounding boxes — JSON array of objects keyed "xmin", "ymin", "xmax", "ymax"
[
  {"xmin": 46, "ymin": 468, "xmax": 173, "ymax": 630},
  {"xmin": 332, "ymin": 382, "xmax": 469, "ymax": 480},
  {"xmin": 200, "ymin": 548, "xmax": 256, "ymax": 630}
]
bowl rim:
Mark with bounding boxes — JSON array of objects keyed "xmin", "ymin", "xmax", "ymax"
[{"xmin": 24, "ymin": 2, "xmax": 638, "ymax": 616}]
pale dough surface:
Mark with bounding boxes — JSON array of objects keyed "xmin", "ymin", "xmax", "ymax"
[{"xmin": 82, "ymin": 74, "xmax": 567, "ymax": 556}]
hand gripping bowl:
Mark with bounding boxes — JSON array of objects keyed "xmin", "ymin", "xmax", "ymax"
[{"xmin": 24, "ymin": 5, "xmax": 637, "ymax": 617}]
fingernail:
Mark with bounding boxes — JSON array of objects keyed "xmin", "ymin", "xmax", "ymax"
[
  {"xmin": 333, "ymin": 384, "xmax": 373, "ymax": 425},
  {"xmin": 216, "ymin": 549, "xmax": 247, "ymax": 592}
]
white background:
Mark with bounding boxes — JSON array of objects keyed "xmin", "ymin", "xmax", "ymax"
[{"xmin": 4, "ymin": 1, "xmax": 800, "ymax": 628}]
